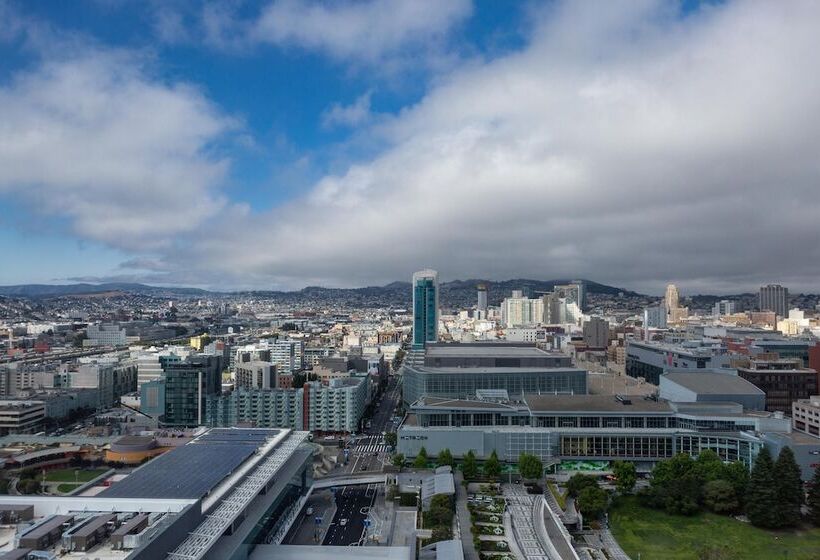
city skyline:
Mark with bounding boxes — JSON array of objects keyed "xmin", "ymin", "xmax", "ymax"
[{"xmin": 1, "ymin": 1, "xmax": 820, "ymax": 294}]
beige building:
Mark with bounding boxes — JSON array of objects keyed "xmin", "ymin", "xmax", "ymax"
[{"xmin": 793, "ymin": 396, "xmax": 820, "ymax": 438}]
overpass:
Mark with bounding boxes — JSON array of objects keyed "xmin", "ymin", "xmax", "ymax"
[{"xmin": 312, "ymin": 474, "xmax": 387, "ymax": 489}]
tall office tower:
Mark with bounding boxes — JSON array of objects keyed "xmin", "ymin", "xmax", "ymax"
[
  {"xmin": 759, "ymin": 284, "xmax": 789, "ymax": 318},
  {"xmin": 571, "ymin": 280, "xmax": 586, "ymax": 311},
  {"xmin": 477, "ymin": 284, "xmax": 488, "ymax": 313},
  {"xmin": 412, "ymin": 269, "xmax": 439, "ymax": 349},
  {"xmin": 664, "ymin": 284, "xmax": 680, "ymax": 314}
]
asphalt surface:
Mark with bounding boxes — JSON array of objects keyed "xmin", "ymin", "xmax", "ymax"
[
  {"xmin": 322, "ymin": 484, "xmax": 377, "ymax": 546},
  {"xmin": 341, "ymin": 375, "xmax": 401, "ymax": 475}
]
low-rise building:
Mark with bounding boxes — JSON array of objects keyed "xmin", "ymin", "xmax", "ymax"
[
  {"xmin": 792, "ymin": 395, "xmax": 820, "ymax": 438},
  {"xmin": 0, "ymin": 400, "xmax": 45, "ymax": 435},
  {"xmin": 736, "ymin": 359, "xmax": 818, "ymax": 413}
]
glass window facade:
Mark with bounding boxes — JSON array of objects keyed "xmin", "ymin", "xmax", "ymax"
[{"xmin": 561, "ymin": 435, "xmax": 674, "ymax": 459}]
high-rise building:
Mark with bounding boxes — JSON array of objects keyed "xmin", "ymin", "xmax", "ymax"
[
  {"xmin": 161, "ymin": 354, "xmax": 224, "ymax": 426},
  {"xmin": 713, "ymin": 300, "xmax": 737, "ymax": 317},
  {"xmin": 571, "ymin": 280, "xmax": 586, "ymax": 311},
  {"xmin": 643, "ymin": 305, "xmax": 667, "ymax": 334},
  {"xmin": 413, "ymin": 269, "xmax": 439, "ymax": 349},
  {"xmin": 759, "ymin": 284, "xmax": 789, "ymax": 318},
  {"xmin": 501, "ymin": 290, "xmax": 545, "ymax": 327},
  {"xmin": 477, "ymin": 284, "xmax": 488, "ymax": 313},
  {"xmin": 582, "ymin": 317, "xmax": 609, "ymax": 348},
  {"xmin": 664, "ymin": 284, "xmax": 680, "ymax": 314}
]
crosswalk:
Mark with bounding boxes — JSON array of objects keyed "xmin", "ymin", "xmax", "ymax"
[{"xmin": 354, "ymin": 443, "xmax": 389, "ymax": 454}]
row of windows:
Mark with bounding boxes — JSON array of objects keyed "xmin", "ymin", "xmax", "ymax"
[
  {"xmin": 418, "ymin": 412, "xmax": 675, "ymax": 429},
  {"xmin": 561, "ymin": 436, "xmax": 675, "ymax": 458}
]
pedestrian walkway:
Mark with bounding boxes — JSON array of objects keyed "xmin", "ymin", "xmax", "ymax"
[
  {"xmin": 355, "ymin": 443, "xmax": 389, "ymax": 454},
  {"xmin": 583, "ymin": 529, "xmax": 631, "ymax": 560},
  {"xmin": 454, "ymin": 470, "xmax": 479, "ymax": 560},
  {"xmin": 504, "ymin": 485, "xmax": 550, "ymax": 560}
]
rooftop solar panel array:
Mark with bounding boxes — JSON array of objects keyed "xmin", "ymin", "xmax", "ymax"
[
  {"xmin": 99, "ymin": 429, "xmax": 278, "ymax": 499},
  {"xmin": 195, "ymin": 428, "xmax": 279, "ymax": 443}
]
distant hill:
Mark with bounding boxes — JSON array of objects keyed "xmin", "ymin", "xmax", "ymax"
[
  {"xmin": 0, "ymin": 278, "xmax": 640, "ymax": 306},
  {"xmin": 0, "ymin": 283, "xmax": 211, "ymax": 298}
]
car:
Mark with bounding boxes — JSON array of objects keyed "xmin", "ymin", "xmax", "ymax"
[
  {"xmin": 306, "ymin": 507, "xmax": 314, "ymax": 515},
  {"xmin": 340, "ymin": 519, "xmax": 348, "ymax": 526}
]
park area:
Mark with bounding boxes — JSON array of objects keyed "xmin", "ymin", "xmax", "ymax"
[
  {"xmin": 43, "ymin": 468, "xmax": 108, "ymax": 494},
  {"xmin": 610, "ymin": 496, "xmax": 820, "ymax": 560}
]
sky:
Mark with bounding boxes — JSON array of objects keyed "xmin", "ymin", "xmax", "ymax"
[{"xmin": 0, "ymin": 0, "xmax": 819, "ymax": 296}]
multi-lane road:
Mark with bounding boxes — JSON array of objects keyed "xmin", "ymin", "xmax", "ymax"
[
  {"xmin": 341, "ymin": 375, "xmax": 402, "ymax": 474},
  {"xmin": 322, "ymin": 485, "xmax": 377, "ymax": 546}
]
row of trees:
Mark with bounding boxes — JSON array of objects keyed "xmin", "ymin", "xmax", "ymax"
[
  {"xmin": 425, "ymin": 494, "xmax": 455, "ymax": 544},
  {"xmin": 641, "ymin": 450, "xmax": 750, "ymax": 517},
  {"xmin": 746, "ymin": 447, "xmax": 803, "ymax": 529},
  {"xmin": 392, "ymin": 448, "xmax": 543, "ymax": 481},
  {"xmin": 642, "ymin": 446, "xmax": 820, "ymax": 530}
]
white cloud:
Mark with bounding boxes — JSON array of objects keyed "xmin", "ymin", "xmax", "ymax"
[
  {"xmin": 152, "ymin": 0, "xmax": 820, "ymax": 293},
  {"xmin": 252, "ymin": 0, "xmax": 473, "ymax": 62},
  {"xmin": 321, "ymin": 90, "xmax": 374, "ymax": 129},
  {"xmin": 0, "ymin": 49, "xmax": 237, "ymax": 250}
]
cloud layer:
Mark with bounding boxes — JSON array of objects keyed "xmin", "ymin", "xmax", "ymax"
[
  {"xmin": 3, "ymin": 0, "xmax": 820, "ymax": 294},
  {"xmin": 140, "ymin": 0, "xmax": 818, "ymax": 293},
  {"xmin": 0, "ymin": 49, "xmax": 235, "ymax": 250}
]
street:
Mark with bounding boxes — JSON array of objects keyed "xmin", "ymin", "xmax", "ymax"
[
  {"xmin": 322, "ymin": 485, "xmax": 377, "ymax": 546},
  {"xmin": 339, "ymin": 375, "xmax": 401, "ymax": 475}
]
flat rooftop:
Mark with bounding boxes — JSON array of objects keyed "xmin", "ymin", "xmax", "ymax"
[
  {"xmin": 662, "ymin": 372, "xmax": 765, "ymax": 396},
  {"xmin": 99, "ymin": 428, "xmax": 279, "ymax": 500},
  {"xmin": 425, "ymin": 344, "xmax": 557, "ymax": 358},
  {"xmin": 415, "ymin": 397, "xmax": 518, "ymax": 410},
  {"xmin": 524, "ymin": 394, "xmax": 672, "ymax": 413},
  {"xmin": 413, "ymin": 366, "xmax": 584, "ymax": 375}
]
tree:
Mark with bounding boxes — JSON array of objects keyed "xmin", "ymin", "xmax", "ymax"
[
  {"xmin": 746, "ymin": 447, "xmax": 778, "ymax": 528},
  {"xmin": 807, "ymin": 462, "xmax": 820, "ymax": 526},
  {"xmin": 720, "ymin": 461, "xmax": 750, "ymax": 507},
  {"xmin": 430, "ymin": 525, "xmax": 452, "ymax": 543},
  {"xmin": 696, "ymin": 450, "xmax": 725, "ymax": 483},
  {"xmin": 462, "ymin": 450, "xmax": 478, "ymax": 480},
  {"xmin": 384, "ymin": 432, "xmax": 397, "ymax": 448},
  {"xmin": 774, "ymin": 446, "xmax": 803, "ymax": 528},
  {"xmin": 484, "ymin": 450, "xmax": 502, "ymax": 480},
  {"xmin": 703, "ymin": 479, "xmax": 739, "ymax": 514},
  {"xmin": 613, "ymin": 461, "xmax": 637, "ymax": 494},
  {"xmin": 427, "ymin": 494, "xmax": 454, "ymax": 526},
  {"xmin": 567, "ymin": 474, "xmax": 599, "ymax": 497},
  {"xmin": 644, "ymin": 454, "xmax": 702, "ymax": 516},
  {"xmin": 414, "ymin": 447, "xmax": 429, "ymax": 469},
  {"xmin": 518, "ymin": 453, "xmax": 543, "ymax": 480},
  {"xmin": 391, "ymin": 453, "xmax": 405, "ymax": 469},
  {"xmin": 577, "ymin": 485, "xmax": 608, "ymax": 518},
  {"xmin": 437, "ymin": 448, "xmax": 454, "ymax": 468}
]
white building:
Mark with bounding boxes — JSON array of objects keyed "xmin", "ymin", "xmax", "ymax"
[
  {"xmin": 85, "ymin": 323, "xmax": 127, "ymax": 347},
  {"xmin": 501, "ymin": 291, "xmax": 544, "ymax": 327}
]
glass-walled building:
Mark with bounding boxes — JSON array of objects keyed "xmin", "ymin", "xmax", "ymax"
[
  {"xmin": 397, "ymin": 393, "xmax": 784, "ymax": 471},
  {"xmin": 401, "ymin": 343, "xmax": 583, "ymax": 405},
  {"xmin": 412, "ymin": 269, "xmax": 439, "ymax": 349}
]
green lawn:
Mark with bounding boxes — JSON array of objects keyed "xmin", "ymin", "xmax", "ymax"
[
  {"xmin": 44, "ymin": 468, "xmax": 108, "ymax": 483},
  {"xmin": 610, "ymin": 496, "xmax": 820, "ymax": 560},
  {"xmin": 56, "ymin": 483, "xmax": 79, "ymax": 494}
]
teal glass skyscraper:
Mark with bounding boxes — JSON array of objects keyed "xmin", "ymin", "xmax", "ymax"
[{"xmin": 412, "ymin": 269, "xmax": 439, "ymax": 349}]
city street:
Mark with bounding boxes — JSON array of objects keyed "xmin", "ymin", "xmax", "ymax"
[
  {"xmin": 322, "ymin": 485, "xmax": 377, "ymax": 546},
  {"xmin": 340, "ymin": 375, "xmax": 401, "ymax": 475}
]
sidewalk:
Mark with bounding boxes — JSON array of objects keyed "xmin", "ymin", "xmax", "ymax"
[{"xmin": 454, "ymin": 470, "xmax": 480, "ymax": 560}]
